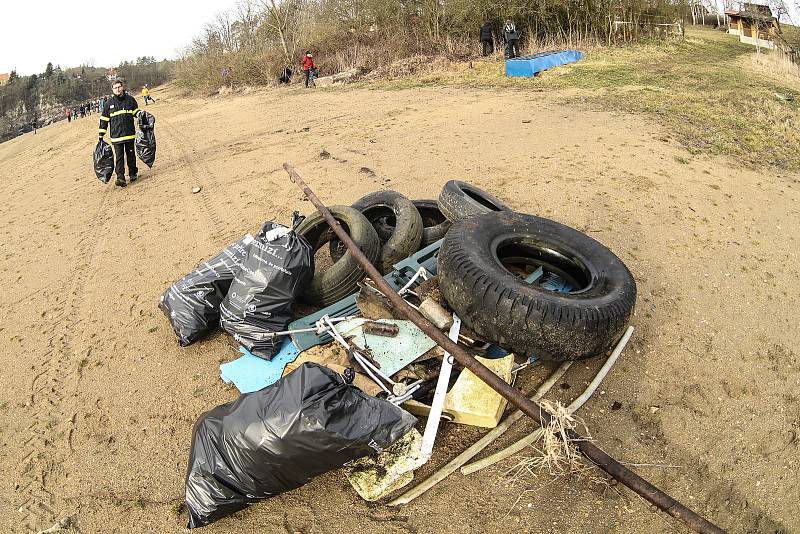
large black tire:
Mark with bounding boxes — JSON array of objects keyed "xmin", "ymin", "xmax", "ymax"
[
  {"xmin": 374, "ymin": 200, "xmax": 451, "ymax": 249},
  {"xmin": 437, "ymin": 180, "xmax": 511, "ymax": 222},
  {"xmin": 438, "ymin": 211, "xmax": 636, "ymax": 361},
  {"xmin": 330, "ymin": 191, "xmax": 422, "ymax": 273},
  {"xmin": 296, "ymin": 206, "xmax": 381, "ymax": 306}
]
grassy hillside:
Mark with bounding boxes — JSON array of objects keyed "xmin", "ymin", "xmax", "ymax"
[{"xmin": 364, "ymin": 27, "xmax": 800, "ymax": 170}]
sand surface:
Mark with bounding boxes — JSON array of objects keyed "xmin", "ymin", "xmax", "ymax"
[{"xmin": 1, "ymin": 83, "xmax": 798, "ymax": 533}]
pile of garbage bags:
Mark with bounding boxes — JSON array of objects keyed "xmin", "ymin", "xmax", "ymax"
[
  {"xmin": 160, "ymin": 221, "xmax": 313, "ymax": 357},
  {"xmin": 185, "ymin": 363, "xmax": 415, "ymax": 527}
]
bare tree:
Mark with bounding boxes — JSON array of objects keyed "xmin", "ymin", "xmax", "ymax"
[{"xmin": 261, "ymin": 0, "xmax": 300, "ymax": 63}]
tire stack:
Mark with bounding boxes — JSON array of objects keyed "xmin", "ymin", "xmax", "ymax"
[
  {"xmin": 298, "ymin": 179, "xmax": 637, "ymax": 362},
  {"xmin": 297, "ymin": 192, "xmax": 452, "ymax": 307}
]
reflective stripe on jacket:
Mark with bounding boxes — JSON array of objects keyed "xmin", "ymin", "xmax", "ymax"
[{"xmin": 99, "ymin": 93, "xmax": 140, "ymax": 143}]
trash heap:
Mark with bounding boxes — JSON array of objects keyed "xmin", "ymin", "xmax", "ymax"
[{"xmin": 159, "ymin": 180, "xmax": 637, "ymax": 528}]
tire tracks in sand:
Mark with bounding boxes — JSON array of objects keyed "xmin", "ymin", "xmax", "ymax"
[{"xmin": 14, "ymin": 183, "xmax": 115, "ymax": 533}]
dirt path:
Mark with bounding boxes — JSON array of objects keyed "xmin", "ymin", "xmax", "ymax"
[{"xmin": 0, "ymin": 84, "xmax": 798, "ymax": 533}]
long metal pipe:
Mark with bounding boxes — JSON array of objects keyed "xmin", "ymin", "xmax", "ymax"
[{"xmin": 283, "ymin": 163, "xmax": 726, "ymax": 534}]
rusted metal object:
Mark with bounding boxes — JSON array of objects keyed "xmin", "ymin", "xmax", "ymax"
[
  {"xmin": 363, "ymin": 321, "xmax": 400, "ymax": 338},
  {"xmin": 283, "ymin": 163, "xmax": 726, "ymax": 534}
]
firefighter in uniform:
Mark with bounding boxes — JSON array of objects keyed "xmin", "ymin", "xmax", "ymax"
[{"xmin": 99, "ymin": 79, "xmax": 140, "ymax": 187}]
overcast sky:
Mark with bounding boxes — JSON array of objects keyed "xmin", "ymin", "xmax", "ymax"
[{"xmin": 0, "ymin": 0, "xmax": 240, "ymax": 75}]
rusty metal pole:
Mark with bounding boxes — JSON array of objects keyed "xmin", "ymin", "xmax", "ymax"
[{"xmin": 283, "ymin": 163, "xmax": 727, "ymax": 534}]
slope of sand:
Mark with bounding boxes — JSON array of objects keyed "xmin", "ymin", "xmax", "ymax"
[{"xmin": 1, "ymin": 83, "xmax": 798, "ymax": 533}]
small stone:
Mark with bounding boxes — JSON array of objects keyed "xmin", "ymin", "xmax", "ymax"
[
  {"xmin": 650, "ymin": 406, "xmax": 660, "ymax": 414},
  {"xmin": 191, "ymin": 186, "xmax": 202, "ymax": 194}
]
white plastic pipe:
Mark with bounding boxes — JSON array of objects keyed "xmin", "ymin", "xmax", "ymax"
[{"xmin": 461, "ymin": 326, "xmax": 634, "ymax": 475}]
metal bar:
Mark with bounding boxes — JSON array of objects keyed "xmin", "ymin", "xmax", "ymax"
[{"xmin": 283, "ymin": 163, "xmax": 726, "ymax": 534}]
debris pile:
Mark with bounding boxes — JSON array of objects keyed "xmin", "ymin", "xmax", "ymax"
[{"xmin": 159, "ymin": 177, "xmax": 641, "ymax": 528}]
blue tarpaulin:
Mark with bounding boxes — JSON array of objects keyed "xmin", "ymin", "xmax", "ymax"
[{"xmin": 505, "ymin": 50, "xmax": 584, "ymax": 78}]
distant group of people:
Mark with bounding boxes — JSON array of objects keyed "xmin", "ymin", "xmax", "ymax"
[
  {"xmin": 480, "ymin": 19, "xmax": 522, "ymax": 59},
  {"xmin": 66, "ymin": 100, "xmax": 104, "ymax": 122},
  {"xmin": 64, "ymin": 83, "xmax": 155, "ymax": 125},
  {"xmin": 276, "ymin": 51, "xmax": 317, "ymax": 87}
]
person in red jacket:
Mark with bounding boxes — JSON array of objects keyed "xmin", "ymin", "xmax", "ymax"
[{"xmin": 301, "ymin": 51, "xmax": 315, "ymax": 88}]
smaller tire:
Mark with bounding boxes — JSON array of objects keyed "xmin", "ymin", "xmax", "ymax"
[
  {"xmin": 374, "ymin": 200, "xmax": 451, "ymax": 249},
  {"xmin": 296, "ymin": 206, "xmax": 381, "ymax": 306},
  {"xmin": 330, "ymin": 191, "xmax": 422, "ymax": 274},
  {"xmin": 437, "ymin": 180, "xmax": 511, "ymax": 222}
]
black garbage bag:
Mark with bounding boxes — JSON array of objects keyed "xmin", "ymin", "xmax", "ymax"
[
  {"xmin": 93, "ymin": 139, "xmax": 114, "ymax": 183},
  {"xmin": 185, "ymin": 363, "xmax": 416, "ymax": 528},
  {"xmin": 219, "ymin": 222, "xmax": 313, "ymax": 359},
  {"xmin": 159, "ymin": 234, "xmax": 254, "ymax": 346},
  {"xmin": 135, "ymin": 110, "xmax": 156, "ymax": 168}
]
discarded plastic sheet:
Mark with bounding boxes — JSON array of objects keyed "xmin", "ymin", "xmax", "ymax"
[
  {"xmin": 337, "ymin": 318, "xmax": 437, "ymax": 378},
  {"xmin": 219, "ymin": 338, "xmax": 300, "ymax": 393},
  {"xmin": 346, "ymin": 429, "xmax": 425, "ymax": 501}
]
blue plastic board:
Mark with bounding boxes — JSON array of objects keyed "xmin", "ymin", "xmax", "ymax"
[
  {"xmin": 219, "ymin": 338, "xmax": 301, "ymax": 393},
  {"xmin": 505, "ymin": 50, "xmax": 584, "ymax": 78},
  {"xmin": 388, "ymin": 238, "xmax": 442, "ymax": 288}
]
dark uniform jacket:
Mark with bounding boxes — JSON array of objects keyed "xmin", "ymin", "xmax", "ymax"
[
  {"xmin": 99, "ymin": 93, "xmax": 140, "ymax": 144},
  {"xmin": 480, "ymin": 23, "xmax": 493, "ymax": 41}
]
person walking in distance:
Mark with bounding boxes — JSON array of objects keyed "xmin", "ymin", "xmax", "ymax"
[
  {"xmin": 141, "ymin": 84, "xmax": 155, "ymax": 105},
  {"xmin": 98, "ymin": 79, "xmax": 141, "ymax": 187},
  {"xmin": 301, "ymin": 51, "xmax": 315, "ymax": 88}
]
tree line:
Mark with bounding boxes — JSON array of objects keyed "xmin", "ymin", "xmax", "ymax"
[
  {"xmin": 0, "ymin": 57, "xmax": 173, "ymax": 142},
  {"xmin": 177, "ymin": 0, "xmax": 693, "ymax": 90}
]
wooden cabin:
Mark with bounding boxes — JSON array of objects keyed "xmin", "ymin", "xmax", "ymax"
[{"xmin": 726, "ymin": 4, "xmax": 781, "ymax": 49}]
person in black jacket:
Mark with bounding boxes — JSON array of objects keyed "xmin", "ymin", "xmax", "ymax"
[
  {"xmin": 99, "ymin": 79, "xmax": 141, "ymax": 187},
  {"xmin": 480, "ymin": 22, "xmax": 494, "ymax": 56}
]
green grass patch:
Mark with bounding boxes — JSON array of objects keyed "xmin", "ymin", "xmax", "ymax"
[{"xmin": 363, "ymin": 27, "xmax": 800, "ymax": 170}]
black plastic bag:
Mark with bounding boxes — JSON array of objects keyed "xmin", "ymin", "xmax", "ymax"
[
  {"xmin": 93, "ymin": 139, "xmax": 114, "ymax": 183},
  {"xmin": 220, "ymin": 222, "xmax": 313, "ymax": 359},
  {"xmin": 135, "ymin": 110, "xmax": 156, "ymax": 168},
  {"xmin": 159, "ymin": 234, "xmax": 254, "ymax": 346},
  {"xmin": 185, "ymin": 363, "xmax": 416, "ymax": 528}
]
